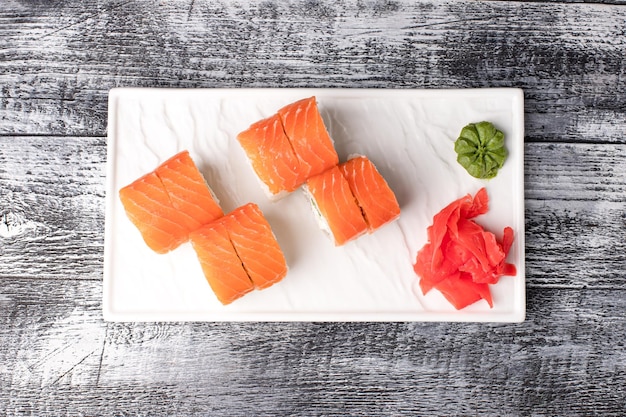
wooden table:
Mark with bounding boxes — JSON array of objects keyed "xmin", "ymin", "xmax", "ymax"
[{"xmin": 1, "ymin": 1, "xmax": 624, "ymax": 415}]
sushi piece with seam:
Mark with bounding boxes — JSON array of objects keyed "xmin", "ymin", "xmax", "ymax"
[
  {"xmin": 190, "ymin": 203, "xmax": 288, "ymax": 305},
  {"xmin": 304, "ymin": 165, "xmax": 369, "ymax": 246},
  {"xmin": 118, "ymin": 150, "xmax": 224, "ymax": 254},
  {"xmin": 236, "ymin": 96, "xmax": 338, "ymax": 200},
  {"xmin": 304, "ymin": 156, "xmax": 401, "ymax": 246},
  {"xmin": 338, "ymin": 155, "xmax": 400, "ymax": 232},
  {"xmin": 236, "ymin": 113, "xmax": 302, "ymax": 200}
]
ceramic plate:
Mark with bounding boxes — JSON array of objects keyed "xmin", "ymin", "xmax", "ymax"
[{"xmin": 104, "ymin": 88, "xmax": 525, "ymax": 322}]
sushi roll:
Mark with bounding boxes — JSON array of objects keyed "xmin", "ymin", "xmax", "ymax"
[
  {"xmin": 190, "ymin": 203, "xmax": 288, "ymax": 304},
  {"xmin": 304, "ymin": 166, "xmax": 369, "ymax": 246},
  {"xmin": 339, "ymin": 156, "xmax": 400, "ymax": 232},
  {"xmin": 236, "ymin": 114, "xmax": 302, "ymax": 200},
  {"xmin": 304, "ymin": 156, "xmax": 401, "ymax": 246},
  {"xmin": 118, "ymin": 150, "xmax": 224, "ymax": 253},
  {"xmin": 220, "ymin": 203, "xmax": 288, "ymax": 290},
  {"xmin": 277, "ymin": 96, "xmax": 339, "ymax": 180},
  {"xmin": 236, "ymin": 96, "xmax": 339, "ymax": 199}
]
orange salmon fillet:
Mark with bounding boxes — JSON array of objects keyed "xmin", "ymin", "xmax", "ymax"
[
  {"xmin": 119, "ymin": 172, "xmax": 189, "ymax": 253},
  {"xmin": 189, "ymin": 220, "xmax": 254, "ymax": 305},
  {"xmin": 306, "ymin": 166, "xmax": 368, "ymax": 246},
  {"xmin": 278, "ymin": 96, "xmax": 339, "ymax": 182},
  {"xmin": 155, "ymin": 150, "xmax": 224, "ymax": 232},
  {"xmin": 339, "ymin": 156, "xmax": 400, "ymax": 231},
  {"xmin": 236, "ymin": 114, "xmax": 301, "ymax": 196},
  {"xmin": 221, "ymin": 203, "xmax": 288, "ymax": 290}
]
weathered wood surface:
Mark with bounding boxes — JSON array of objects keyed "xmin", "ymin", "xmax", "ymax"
[
  {"xmin": 1, "ymin": 0, "xmax": 625, "ymax": 143},
  {"xmin": 1, "ymin": 278, "xmax": 624, "ymax": 416},
  {"xmin": 0, "ymin": 136, "xmax": 105, "ymax": 279},
  {"xmin": 1, "ymin": 0, "xmax": 625, "ymax": 416}
]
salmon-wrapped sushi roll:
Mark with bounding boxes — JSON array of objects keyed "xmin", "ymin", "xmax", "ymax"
[
  {"xmin": 237, "ymin": 96, "xmax": 339, "ymax": 199},
  {"xmin": 236, "ymin": 114, "xmax": 302, "ymax": 200},
  {"xmin": 119, "ymin": 150, "xmax": 223, "ymax": 253},
  {"xmin": 190, "ymin": 203, "xmax": 288, "ymax": 304},
  {"xmin": 304, "ymin": 166, "xmax": 369, "ymax": 246},
  {"xmin": 339, "ymin": 156, "xmax": 400, "ymax": 232},
  {"xmin": 190, "ymin": 219, "xmax": 255, "ymax": 305}
]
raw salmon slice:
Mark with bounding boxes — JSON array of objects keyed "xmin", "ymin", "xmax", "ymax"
[
  {"xmin": 339, "ymin": 156, "xmax": 400, "ymax": 231},
  {"xmin": 190, "ymin": 220, "xmax": 254, "ymax": 305},
  {"xmin": 119, "ymin": 172, "xmax": 189, "ymax": 254},
  {"xmin": 305, "ymin": 166, "xmax": 368, "ymax": 246},
  {"xmin": 221, "ymin": 203, "xmax": 288, "ymax": 290},
  {"xmin": 155, "ymin": 150, "xmax": 224, "ymax": 231},
  {"xmin": 278, "ymin": 96, "xmax": 339, "ymax": 182},
  {"xmin": 236, "ymin": 113, "xmax": 301, "ymax": 198}
]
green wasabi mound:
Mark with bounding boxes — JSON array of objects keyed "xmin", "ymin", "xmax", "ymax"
[{"xmin": 454, "ymin": 121, "xmax": 508, "ymax": 179}]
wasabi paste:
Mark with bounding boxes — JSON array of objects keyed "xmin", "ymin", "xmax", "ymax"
[{"xmin": 454, "ymin": 121, "xmax": 507, "ymax": 179}]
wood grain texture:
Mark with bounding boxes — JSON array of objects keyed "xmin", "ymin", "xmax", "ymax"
[
  {"xmin": 525, "ymin": 143, "xmax": 626, "ymax": 288},
  {"xmin": 1, "ymin": 0, "xmax": 625, "ymax": 143},
  {"xmin": 0, "ymin": 136, "xmax": 105, "ymax": 280},
  {"xmin": 0, "ymin": 278, "xmax": 624, "ymax": 416},
  {"xmin": 1, "ymin": 0, "xmax": 625, "ymax": 415}
]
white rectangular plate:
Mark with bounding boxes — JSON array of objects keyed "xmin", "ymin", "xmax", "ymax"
[{"xmin": 104, "ymin": 88, "xmax": 525, "ymax": 322}]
